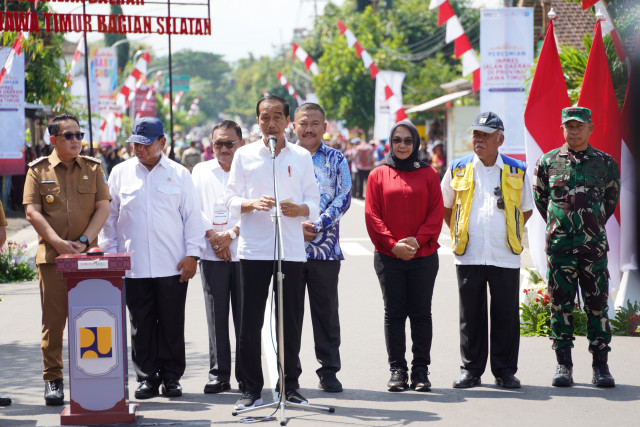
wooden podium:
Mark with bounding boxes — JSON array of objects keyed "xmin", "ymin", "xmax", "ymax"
[{"xmin": 56, "ymin": 252, "xmax": 137, "ymax": 425}]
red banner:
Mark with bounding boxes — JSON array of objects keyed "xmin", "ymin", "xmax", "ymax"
[{"xmin": 0, "ymin": 12, "xmax": 211, "ymax": 35}]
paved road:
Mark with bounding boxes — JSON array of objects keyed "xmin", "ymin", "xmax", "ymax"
[{"xmin": 1, "ymin": 200, "xmax": 638, "ymax": 426}]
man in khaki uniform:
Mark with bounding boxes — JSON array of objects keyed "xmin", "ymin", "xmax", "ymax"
[{"xmin": 23, "ymin": 113, "xmax": 111, "ymax": 406}]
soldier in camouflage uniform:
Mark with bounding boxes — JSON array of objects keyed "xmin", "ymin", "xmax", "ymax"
[{"xmin": 533, "ymin": 107, "xmax": 620, "ymax": 388}]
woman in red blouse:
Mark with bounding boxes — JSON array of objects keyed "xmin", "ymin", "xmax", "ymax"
[{"xmin": 365, "ymin": 120, "xmax": 444, "ymax": 392}]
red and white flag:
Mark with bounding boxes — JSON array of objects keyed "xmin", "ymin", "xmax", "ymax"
[
  {"xmin": 172, "ymin": 90, "xmax": 184, "ymax": 111},
  {"xmin": 594, "ymin": 2, "xmax": 626, "ymax": 62},
  {"xmin": 578, "ymin": 19, "xmax": 622, "ymax": 291},
  {"xmin": 65, "ymin": 38, "xmax": 85, "ymax": 87},
  {"xmin": 429, "ymin": 0, "xmax": 480, "ymax": 92},
  {"xmin": 292, "ymin": 43, "xmax": 320, "ymax": 76},
  {"xmin": 116, "ymin": 51, "xmax": 150, "ymax": 111},
  {"xmin": 524, "ymin": 17, "xmax": 571, "ymax": 278},
  {"xmin": 619, "ymin": 30, "xmax": 639, "ymax": 272},
  {"xmin": 163, "ymin": 93, "xmax": 170, "ymax": 108},
  {"xmin": 186, "ymin": 97, "xmax": 200, "ymax": 119},
  {"xmin": 0, "ymin": 32, "xmax": 26, "ymax": 86},
  {"xmin": 337, "ymin": 19, "xmax": 408, "ymax": 123},
  {"xmin": 276, "ymin": 71, "xmax": 304, "ymax": 104}
]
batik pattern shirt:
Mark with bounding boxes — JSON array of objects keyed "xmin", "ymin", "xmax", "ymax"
[{"xmin": 306, "ymin": 143, "xmax": 352, "ymax": 261}]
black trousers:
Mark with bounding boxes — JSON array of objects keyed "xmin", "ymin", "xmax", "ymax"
[
  {"xmin": 237, "ymin": 260, "xmax": 304, "ymax": 393},
  {"xmin": 299, "ymin": 259, "xmax": 341, "ymax": 376},
  {"xmin": 200, "ymin": 260, "xmax": 241, "ymax": 382},
  {"xmin": 125, "ymin": 275, "xmax": 188, "ymax": 382},
  {"xmin": 456, "ymin": 265, "xmax": 520, "ymax": 378},
  {"xmin": 354, "ymin": 168, "xmax": 371, "ymax": 198},
  {"xmin": 374, "ymin": 252, "xmax": 439, "ymax": 372}
]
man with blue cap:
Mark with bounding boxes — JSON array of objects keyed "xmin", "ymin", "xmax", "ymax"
[
  {"xmin": 100, "ymin": 117, "xmax": 206, "ymax": 399},
  {"xmin": 441, "ymin": 111, "xmax": 533, "ymax": 390}
]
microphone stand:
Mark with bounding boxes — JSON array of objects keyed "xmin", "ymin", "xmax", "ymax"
[{"xmin": 233, "ymin": 138, "xmax": 334, "ymax": 425}]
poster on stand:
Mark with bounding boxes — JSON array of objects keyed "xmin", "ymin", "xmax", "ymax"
[
  {"xmin": 480, "ymin": 8, "xmax": 533, "ymax": 159},
  {"xmin": 0, "ymin": 47, "xmax": 26, "ymax": 176}
]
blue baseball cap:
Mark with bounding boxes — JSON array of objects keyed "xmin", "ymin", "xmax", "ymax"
[
  {"xmin": 467, "ymin": 111, "xmax": 504, "ymax": 133},
  {"xmin": 127, "ymin": 117, "xmax": 165, "ymax": 145}
]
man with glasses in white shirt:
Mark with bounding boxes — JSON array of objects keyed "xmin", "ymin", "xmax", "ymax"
[
  {"xmin": 225, "ymin": 95, "xmax": 320, "ymax": 410},
  {"xmin": 100, "ymin": 117, "xmax": 205, "ymax": 400},
  {"xmin": 192, "ymin": 120, "xmax": 244, "ymax": 395}
]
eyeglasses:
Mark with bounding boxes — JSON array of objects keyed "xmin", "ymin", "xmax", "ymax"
[
  {"xmin": 55, "ymin": 131, "xmax": 85, "ymax": 141},
  {"xmin": 494, "ymin": 186, "xmax": 505, "ymax": 210},
  {"xmin": 391, "ymin": 137, "xmax": 413, "ymax": 145},
  {"xmin": 213, "ymin": 139, "xmax": 240, "ymax": 149}
]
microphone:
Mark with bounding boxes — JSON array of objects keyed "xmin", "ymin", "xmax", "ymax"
[{"xmin": 267, "ymin": 135, "xmax": 277, "ymax": 158}]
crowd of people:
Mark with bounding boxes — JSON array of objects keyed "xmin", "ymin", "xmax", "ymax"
[{"xmin": 15, "ymin": 98, "xmax": 619, "ymax": 412}]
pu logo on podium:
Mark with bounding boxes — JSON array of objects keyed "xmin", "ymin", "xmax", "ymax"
[
  {"xmin": 80, "ymin": 327, "xmax": 113, "ymax": 358},
  {"xmin": 75, "ymin": 309, "xmax": 118, "ymax": 376}
]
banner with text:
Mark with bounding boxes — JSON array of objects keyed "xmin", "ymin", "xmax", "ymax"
[
  {"xmin": 480, "ymin": 8, "xmax": 533, "ymax": 158},
  {"xmin": 374, "ymin": 70, "xmax": 405, "ymax": 140},
  {"xmin": 0, "ymin": 47, "xmax": 25, "ymax": 175}
]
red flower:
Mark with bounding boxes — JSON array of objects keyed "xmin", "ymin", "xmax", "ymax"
[{"xmin": 523, "ymin": 289, "xmax": 529, "ymax": 294}]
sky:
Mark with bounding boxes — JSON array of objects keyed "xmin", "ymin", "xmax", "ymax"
[{"xmin": 51, "ymin": 0, "xmax": 345, "ymax": 62}]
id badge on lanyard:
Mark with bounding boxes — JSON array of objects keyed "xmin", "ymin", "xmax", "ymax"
[{"xmin": 213, "ymin": 209, "xmax": 228, "ymax": 225}]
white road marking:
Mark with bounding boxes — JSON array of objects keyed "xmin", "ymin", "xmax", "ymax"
[{"xmin": 341, "ymin": 242, "xmax": 372, "ymax": 256}]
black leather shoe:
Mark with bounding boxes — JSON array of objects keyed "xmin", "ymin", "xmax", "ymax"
[
  {"xmin": 0, "ymin": 393, "xmax": 12, "ymax": 406},
  {"xmin": 204, "ymin": 379, "xmax": 231, "ymax": 394},
  {"xmin": 387, "ymin": 368, "xmax": 408, "ymax": 392},
  {"xmin": 162, "ymin": 379, "xmax": 183, "ymax": 397},
  {"xmin": 453, "ymin": 370, "xmax": 481, "ymax": 389},
  {"xmin": 495, "ymin": 375, "xmax": 521, "ymax": 389},
  {"xmin": 411, "ymin": 369, "xmax": 431, "ymax": 392},
  {"xmin": 318, "ymin": 372, "xmax": 343, "ymax": 392},
  {"xmin": 44, "ymin": 379, "xmax": 64, "ymax": 406},
  {"xmin": 135, "ymin": 379, "xmax": 160, "ymax": 399}
]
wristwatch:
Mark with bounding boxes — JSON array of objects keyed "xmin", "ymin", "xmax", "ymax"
[
  {"xmin": 189, "ymin": 255, "xmax": 200, "ymax": 262},
  {"xmin": 228, "ymin": 229, "xmax": 237, "ymax": 240},
  {"xmin": 78, "ymin": 235, "xmax": 89, "ymax": 248}
]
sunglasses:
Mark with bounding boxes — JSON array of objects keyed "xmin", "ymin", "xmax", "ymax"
[
  {"xmin": 213, "ymin": 140, "xmax": 240, "ymax": 149},
  {"xmin": 55, "ymin": 131, "xmax": 85, "ymax": 141},
  {"xmin": 391, "ymin": 137, "xmax": 413, "ymax": 145},
  {"xmin": 494, "ymin": 186, "xmax": 505, "ymax": 210}
]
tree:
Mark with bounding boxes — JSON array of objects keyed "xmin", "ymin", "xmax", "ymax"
[
  {"xmin": 298, "ymin": 0, "xmax": 478, "ymax": 132},
  {"xmin": 226, "ymin": 54, "xmax": 298, "ymax": 123},
  {"xmin": 104, "ymin": 5, "xmax": 130, "ymax": 73},
  {"xmin": 152, "ymin": 51, "xmax": 231, "ymax": 124}
]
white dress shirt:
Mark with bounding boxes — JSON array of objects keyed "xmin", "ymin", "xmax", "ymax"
[
  {"xmin": 99, "ymin": 155, "xmax": 206, "ymax": 278},
  {"xmin": 224, "ymin": 139, "xmax": 320, "ymax": 262},
  {"xmin": 192, "ymin": 158, "xmax": 240, "ymax": 262},
  {"xmin": 441, "ymin": 154, "xmax": 534, "ymax": 269}
]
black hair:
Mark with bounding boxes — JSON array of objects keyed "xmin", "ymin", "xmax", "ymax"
[
  {"xmin": 212, "ymin": 120, "xmax": 242, "ymax": 140},
  {"xmin": 48, "ymin": 113, "xmax": 80, "ymax": 136},
  {"xmin": 294, "ymin": 102, "xmax": 325, "ymax": 120},
  {"xmin": 256, "ymin": 95, "xmax": 289, "ymax": 118}
]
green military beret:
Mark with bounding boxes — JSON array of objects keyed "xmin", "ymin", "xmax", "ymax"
[{"xmin": 561, "ymin": 107, "xmax": 591, "ymax": 124}]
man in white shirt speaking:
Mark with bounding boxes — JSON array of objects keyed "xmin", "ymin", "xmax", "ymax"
[
  {"xmin": 192, "ymin": 120, "xmax": 244, "ymax": 394},
  {"xmin": 225, "ymin": 95, "xmax": 321, "ymax": 410},
  {"xmin": 100, "ymin": 117, "xmax": 205, "ymax": 400}
]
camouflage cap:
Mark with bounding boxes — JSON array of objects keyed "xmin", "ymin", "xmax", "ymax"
[{"xmin": 561, "ymin": 107, "xmax": 591, "ymax": 124}]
